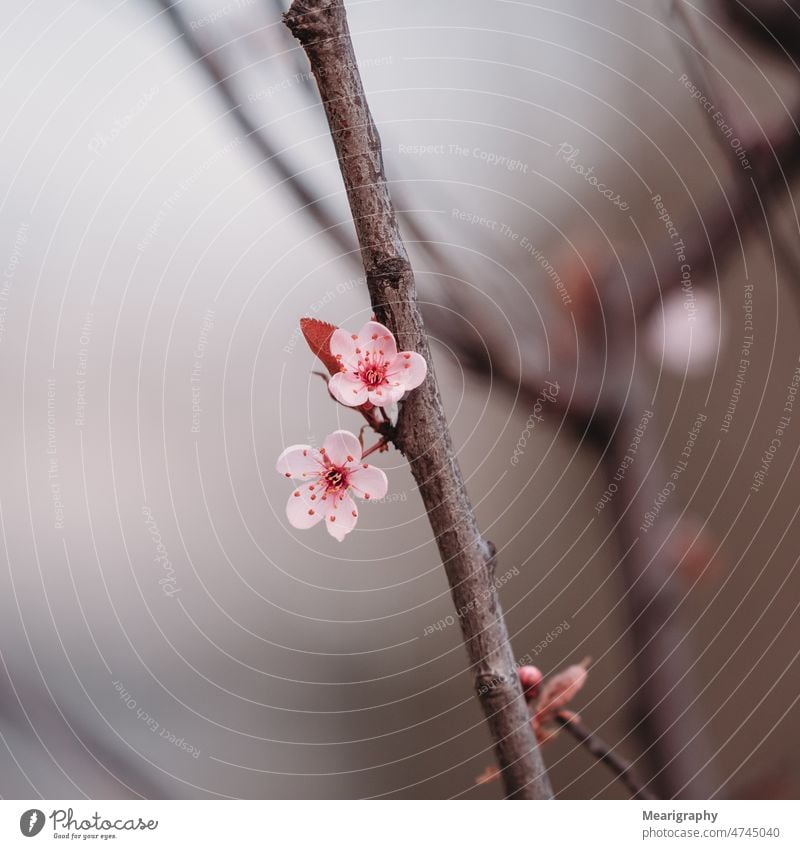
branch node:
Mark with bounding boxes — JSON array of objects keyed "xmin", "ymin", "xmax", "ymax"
[
  {"xmin": 475, "ymin": 671, "xmax": 511, "ymax": 701},
  {"xmin": 368, "ymin": 256, "xmax": 413, "ymax": 292},
  {"xmin": 283, "ymin": 0, "xmax": 339, "ymax": 46}
]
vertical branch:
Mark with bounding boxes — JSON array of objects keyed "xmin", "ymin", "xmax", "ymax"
[{"xmin": 283, "ymin": 0, "xmax": 552, "ymax": 799}]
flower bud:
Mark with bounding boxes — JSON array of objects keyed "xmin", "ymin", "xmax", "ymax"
[{"xmin": 518, "ymin": 665, "xmax": 543, "ymax": 701}]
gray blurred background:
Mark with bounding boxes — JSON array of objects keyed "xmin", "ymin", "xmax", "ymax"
[{"xmin": 1, "ymin": 0, "xmax": 799, "ymax": 799}]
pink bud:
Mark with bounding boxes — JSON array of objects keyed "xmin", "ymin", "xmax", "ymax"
[{"xmin": 518, "ymin": 665, "xmax": 543, "ymax": 701}]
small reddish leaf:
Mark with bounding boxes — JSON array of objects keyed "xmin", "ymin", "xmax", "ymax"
[
  {"xmin": 534, "ymin": 657, "xmax": 590, "ymax": 730},
  {"xmin": 300, "ymin": 317, "xmax": 342, "ymax": 377},
  {"xmin": 474, "ymin": 765, "xmax": 500, "ymax": 785}
]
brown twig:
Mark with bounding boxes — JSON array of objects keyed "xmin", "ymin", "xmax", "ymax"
[
  {"xmin": 283, "ymin": 0, "xmax": 552, "ymax": 799},
  {"xmin": 154, "ymin": 0, "xmax": 355, "ymax": 258},
  {"xmin": 360, "ymin": 437, "xmax": 388, "ymax": 458},
  {"xmin": 555, "ymin": 711, "xmax": 657, "ymax": 801}
]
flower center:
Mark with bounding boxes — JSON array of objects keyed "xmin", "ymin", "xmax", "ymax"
[
  {"xmin": 322, "ymin": 467, "xmax": 348, "ymax": 492},
  {"xmin": 356, "ymin": 351, "xmax": 388, "ymax": 388},
  {"xmin": 362, "ymin": 366, "xmax": 386, "ymax": 387}
]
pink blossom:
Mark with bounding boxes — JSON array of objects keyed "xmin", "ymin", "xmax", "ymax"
[
  {"xmin": 276, "ymin": 429, "xmax": 388, "ymax": 541},
  {"xmin": 327, "ymin": 320, "xmax": 427, "ymax": 407}
]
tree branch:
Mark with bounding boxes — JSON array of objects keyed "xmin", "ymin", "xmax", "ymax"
[
  {"xmin": 283, "ymin": 0, "xmax": 552, "ymax": 799},
  {"xmin": 555, "ymin": 711, "xmax": 656, "ymax": 801}
]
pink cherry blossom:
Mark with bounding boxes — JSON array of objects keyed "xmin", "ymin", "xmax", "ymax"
[
  {"xmin": 276, "ymin": 429, "xmax": 388, "ymax": 541},
  {"xmin": 327, "ymin": 320, "xmax": 427, "ymax": 407}
]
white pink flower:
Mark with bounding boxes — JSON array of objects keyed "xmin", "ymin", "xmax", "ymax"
[
  {"xmin": 327, "ymin": 320, "xmax": 427, "ymax": 407},
  {"xmin": 276, "ymin": 429, "xmax": 388, "ymax": 541}
]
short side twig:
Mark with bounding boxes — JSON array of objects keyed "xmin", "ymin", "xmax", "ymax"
[{"xmin": 555, "ymin": 711, "xmax": 657, "ymax": 801}]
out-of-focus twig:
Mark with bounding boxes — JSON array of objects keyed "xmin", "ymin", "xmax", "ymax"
[
  {"xmin": 154, "ymin": 0, "xmax": 355, "ymax": 257},
  {"xmin": 622, "ymin": 108, "xmax": 800, "ymax": 323},
  {"xmin": 718, "ymin": 0, "xmax": 800, "ymax": 67},
  {"xmin": 671, "ymin": 0, "xmax": 800, "ymax": 315}
]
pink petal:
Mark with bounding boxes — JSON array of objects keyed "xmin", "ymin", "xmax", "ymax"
[
  {"xmin": 286, "ymin": 483, "xmax": 325, "ymax": 529},
  {"xmin": 367, "ymin": 381, "xmax": 405, "ymax": 407},
  {"xmin": 357, "ymin": 320, "xmax": 397, "ymax": 361},
  {"xmin": 276, "ymin": 445, "xmax": 324, "ymax": 479},
  {"xmin": 325, "ymin": 491, "xmax": 359, "ymax": 541},
  {"xmin": 322, "ymin": 429, "xmax": 362, "ymax": 467},
  {"xmin": 329, "ymin": 328, "xmax": 358, "ymax": 371},
  {"xmin": 329, "ymin": 371, "xmax": 369, "ymax": 407},
  {"xmin": 388, "ymin": 351, "xmax": 427, "ymax": 391},
  {"xmin": 349, "ymin": 463, "xmax": 388, "ymax": 500}
]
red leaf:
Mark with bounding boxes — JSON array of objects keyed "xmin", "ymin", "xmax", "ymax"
[
  {"xmin": 534, "ymin": 657, "xmax": 590, "ymax": 730},
  {"xmin": 300, "ymin": 317, "xmax": 342, "ymax": 377}
]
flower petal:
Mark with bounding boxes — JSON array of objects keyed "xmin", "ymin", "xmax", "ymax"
[
  {"xmin": 329, "ymin": 328, "xmax": 358, "ymax": 371},
  {"xmin": 286, "ymin": 483, "xmax": 325, "ymax": 529},
  {"xmin": 325, "ymin": 491, "xmax": 358, "ymax": 541},
  {"xmin": 329, "ymin": 371, "xmax": 369, "ymax": 407},
  {"xmin": 357, "ymin": 321, "xmax": 397, "ymax": 361},
  {"xmin": 322, "ymin": 429, "xmax": 362, "ymax": 467},
  {"xmin": 367, "ymin": 382, "xmax": 405, "ymax": 407},
  {"xmin": 388, "ymin": 351, "xmax": 427, "ymax": 391},
  {"xmin": 349, "ymin": 463, "xmax": 388, "ymax": 500},
  {"xmin": 276, "ymin": 445, "xmax": 324, "ymax": 479}
]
